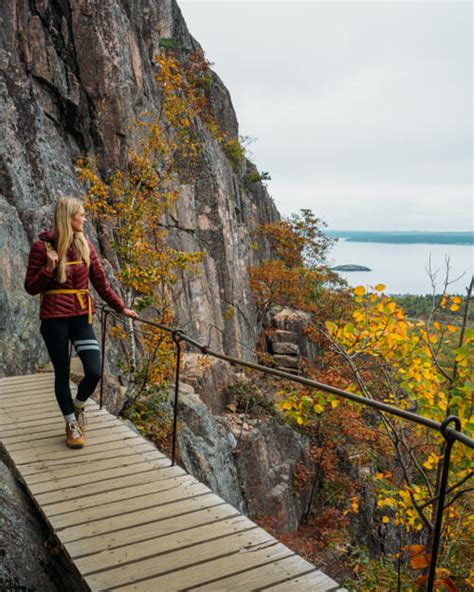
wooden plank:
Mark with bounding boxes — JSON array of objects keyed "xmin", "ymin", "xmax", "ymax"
[
  {"xmin": 0, "ymin": 410, "xmax": 113, "ymax": 437},
  {"xmin": 0, "ymin": 406, "xmax": 108, "ymax": 431},
  {"xmin": 0, "ymin": 401, "xmax": 98, "ymax": 421},
  {"xmin": 59, "ymin": 494, "xmax": 225, "ymax": 544},
  {"xmin": 0, "ymin": 412, "xmax": 84, "ymax": 431},
  {"xmin": 23, "ymin": 449, "xmax": 169, "ymax": 485},
  {"xmin": 0, "ymin": 378, "xmax": 55, "ymax": 390},
  {"xmin": 48, "ymin": 480, "xmax": 212, "ymax": 529},
  {"xmin": 0, "ymin": 407, "xmax": 84, "ymax": 426},
  {"xmin": 37, "ymin": 464, "xmax": 187, "ymax": 506},
  {"xmin": 0, "ymin": 398, "xmax": 96, "ymax": 412},
  {"xmin": 2, "ymin": 422, "xmax": 126, "ymax": 450},
  {"xmin": 0, "ymin": 416, "xmax": 121, "ymax": 445},
  {"xmin": 2, "ymin": 430, "xmax": 145, "ymax": 463},
  {"xmin": 1, "ymin": 372, "xmax": 52, "ymax": 379},
  {"xmin": 83, "ymin": 525, "xmax": 278, "ymax": 591},
  {"xmin": 27, "ymin": 456, "xmax": 172, "ymax": 496},
  {"xmin": 261, "ymin": 569, "xmax": 341, "ymax": 591},
  {"xmin": 5, "ymin": 426, "xmax": 134, "ymax": 456},
  {"xmin": 76, "ymin": 515, "xmax": 257, "ymax": 576},
  {"xmin": 0, "ymin": 374, "xmax": 54, "ymax": 385},
  {"xmin": 7, "ymin": 430, "xmax": 140, "ymax": 462},
  {"xmin": 0, "ymin": 416, "xmax": 131, "ymax": 448},
  {"xmin": 194, "ymin": 559, "xmax": 337, "ymax": 591},
  {"xmin": 45, "ymin": 473, "xmax": 198, "ymax": 517},
  {"xmin": 0, "ymin": 394, "xmax": 57, "ymax": 408},
  {"xmin": 98, "ymin": 540, "xmax": 294, "ymax": 592},
  {"xmin": 0, "ymin": 383, "xmax": 55, "ymax": 395},
  {"xmin": 64, "ymin": 504, "xmax": 241, "ymax": 559},
  {"xmin": 1, "ymin": 402, "xmax": 95, "ymax": 420},
  {"xmin": 0, "ymin": 388, "xmax": 55, "ymax": 401},
  {"xmin": 23, "ymin": 436, "xmax": 164, "ymax": 474},
  {"xmin": 0, "ymin": 382, "xmax": 77, "ymax": 398},
  {"xmin": 19, "ymin": 441, "xmax": 160, "ymax": 476}
]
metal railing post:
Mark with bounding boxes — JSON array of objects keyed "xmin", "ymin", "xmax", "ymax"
[
  {"xmin": 171, "ymin": 330, "xmax": 183, "ymax": 466},
  {"xmin": 99, "ymin": 308, "xmax": 109, "ymax": 410},
  {"xmin": 426, "ymin": 415, "xmax": 461, "ymax": 591}
]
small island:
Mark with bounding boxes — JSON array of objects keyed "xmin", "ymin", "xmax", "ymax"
[{"xmin": 331, "ymin": 264, "xmax": 371, "ymax": 272}]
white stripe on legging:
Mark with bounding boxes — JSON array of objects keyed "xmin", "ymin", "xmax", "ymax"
[
  {"xmin": 76, "ymin": 345, "xmax": 100, "ymax": 352},
  {"xmin": 74, "ymin": 339, "xmax": 98, "ymax": 346}
]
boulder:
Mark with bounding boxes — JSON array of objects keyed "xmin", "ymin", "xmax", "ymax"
[
  {"xmin": 267, "ymin": 306, "xmax": 320, "ymax": 361},
  {"xmin": 273, "ymin": 354, "xmax": 299, "ymax": 369},
  {"xmin": 181, "ymin": 353, "xmax": 237, "ymax": 414},
  {"xmin": 272, "ymin": 342, "xmax": 299, "ymax": 355}
]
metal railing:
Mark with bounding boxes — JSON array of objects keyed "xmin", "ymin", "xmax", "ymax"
[{"xmin": 98, "ymin": 306, "xmax": 473, "ymax": 592}]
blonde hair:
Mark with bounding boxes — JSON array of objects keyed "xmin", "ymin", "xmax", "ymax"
[{"xmin": 53, "ymin": 197, "xmax": 90, "ymax": 283}]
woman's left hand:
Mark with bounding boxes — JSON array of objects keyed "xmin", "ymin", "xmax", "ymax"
[{"xmin": 123, "ymin": 308, "xmax": 139, "ymax": 319}]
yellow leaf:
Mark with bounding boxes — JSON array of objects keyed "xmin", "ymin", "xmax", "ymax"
[
  {"xmin": 375, "ymin": 283, "xmax": 386, "ymax": 292},
  {"xmin": 382, "ymin": 516, "xmax": 390, "ymax": 523},
  {"xmin": 330, "ymin": 400, "xmax": 338, "ymax": 408},
  {"xmin": 423, "ymin": 452, "xmax": 440, "ymax": 470},
  {"xmin": 375, "ymin": 472, "xmax": 384, "ymax": 480},
  {"xmin": 313, "ymin": 404, "xmax": 324, "ymax": 414},
  {"xmin": 296, "ymin": 416, "xmax": 303, "ymax": 425},
  {"xmin": 353, "ymin": 286, "xmax": 366, "ymax": 296}
]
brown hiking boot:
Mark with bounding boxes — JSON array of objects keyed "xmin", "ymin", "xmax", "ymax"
[
  {"xmin": 73, "ymin": 404, "xmax": 87, "ymax": 433},
  {"xmin": 65, "ymin": 420, "xmax": 85, "ymax": 449}
]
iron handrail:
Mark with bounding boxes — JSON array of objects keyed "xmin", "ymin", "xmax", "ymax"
[{"xmin": 98, "ymin": 305, "xmax": 473, "ymax": 592}]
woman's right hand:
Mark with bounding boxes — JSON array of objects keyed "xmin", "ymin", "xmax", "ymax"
[{"xmin": 46, "ymin": 249, "xmax": 59, "ymax": 272}]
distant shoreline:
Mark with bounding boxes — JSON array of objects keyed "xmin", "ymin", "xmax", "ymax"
[{"xmin": 327, "ymin": 230, "xmax": 473, "ymax": 246}]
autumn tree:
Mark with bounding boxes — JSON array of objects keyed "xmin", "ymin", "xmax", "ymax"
[
  {"xmin": 280, "ymin": 277, "xmax": 473, "ymax": 589},
  {"xmin": 249, "ymin": 210, "xmax": 348, "ymax": 330},
  {"xmin": 249, "ymin": 212, "xmax": 472, "ymax": 588}
]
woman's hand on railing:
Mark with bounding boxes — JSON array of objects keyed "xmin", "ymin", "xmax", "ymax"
[{"xmin": 122, "ymin": 308, "xmax": 139, "ymax": 319}]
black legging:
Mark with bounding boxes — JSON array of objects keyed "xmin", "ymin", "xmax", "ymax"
[{"xmin": 40, "ymin": 315, "xmax": 101, "ymax": 416}]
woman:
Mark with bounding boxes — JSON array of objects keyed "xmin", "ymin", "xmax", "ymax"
[{"xmin": 25, "ymin": 197, "xmax": 138, "ymax": 449}]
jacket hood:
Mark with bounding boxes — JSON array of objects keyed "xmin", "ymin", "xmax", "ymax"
[{"xmin": 38, "ymin": 230, "xmax": 55, "ymax": 242}]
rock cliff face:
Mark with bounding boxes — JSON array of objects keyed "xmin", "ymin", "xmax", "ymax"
[
  {"xmin": 0, "ymin": 0, "xmax": 280, "ymax": 376},
  {"xmin": 0, "ymin": 456, "xmax": 86, "ymax": 591},
  {"xmin": 174, "ymin": 382, "xmax": 314, "ymax": 533}
]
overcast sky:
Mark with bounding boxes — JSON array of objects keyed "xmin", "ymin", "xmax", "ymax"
[{"xmin": 179, "ymin": 1, "xmax": 472, "ymax": 231}]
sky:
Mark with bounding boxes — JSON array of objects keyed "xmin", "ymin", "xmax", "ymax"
[{"xmin": 179, "ymin": 0, "xmax": 472, "ymax": 231}]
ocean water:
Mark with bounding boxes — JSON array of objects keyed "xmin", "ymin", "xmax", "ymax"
[{"xmin": 326, "ymin": 239, "xmax": 473, "ymax": 295}]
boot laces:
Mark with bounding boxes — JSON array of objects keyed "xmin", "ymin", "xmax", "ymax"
[{"xmin": 67, "ymin": 421, "xmax": 82, "ymax": 439}]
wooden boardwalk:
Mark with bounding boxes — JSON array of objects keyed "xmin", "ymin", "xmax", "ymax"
[{"xmin": 0, "ymin": 373, "xmax": 346, "ymax": 591}]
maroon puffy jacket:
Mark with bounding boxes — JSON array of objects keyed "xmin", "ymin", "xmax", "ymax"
[{"xmin": 24, "ymin": 230, "xmax": 125, "ymax": 319}]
